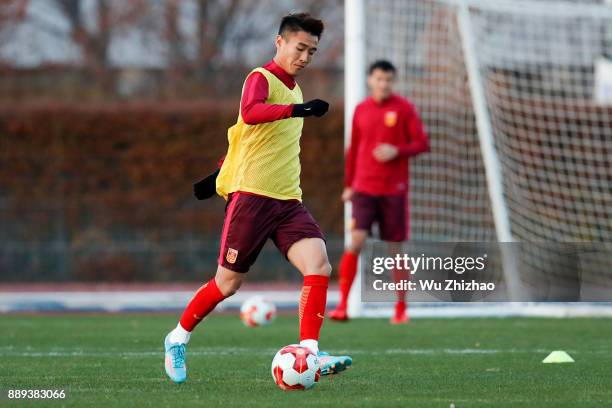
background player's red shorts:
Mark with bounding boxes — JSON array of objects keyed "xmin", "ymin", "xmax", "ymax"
[
  {"xmin": 351, "ymin": 190, "xmax": 408, "ymax": 242},
  {"xmin": 218, "ymin": 192, "xmax": 325, "ymax": 273}
]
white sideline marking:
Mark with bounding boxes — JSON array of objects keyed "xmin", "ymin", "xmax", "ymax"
[
  {"xmin": 2, "ymin": 290, "xmax": 612, "ymax": 317},
  {"xmin": 0, "ymin": 290, "xmax": 336, "ymax": 313}
]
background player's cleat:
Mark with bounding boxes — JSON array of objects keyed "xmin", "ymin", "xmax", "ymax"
[
  {"xmin": 329, "ymin": 308, "xmax": 349, "ymax": 322},
  {"xmin": 164, "ymin": 333, "xmax": 187, "ymax": 383},
  {"xmin": 318, "ymin": 351, "xmax": 352, "ymax": 375},
  {"xmin": 390, "ymin": 301, "xmax": 409, "ymax": 325},
  {"xmin": 390, "ymin": 313, "xmax": 409, "ymax": 325}
]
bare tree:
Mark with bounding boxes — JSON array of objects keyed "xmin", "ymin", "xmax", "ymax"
[
  {"xmin": 30, "ymin": 0, "xmax": 147, "ymax": 95},
  {"xmin": 59, "ymin": 0, "xmax": 111, "ymax": 89},
  {"xmin": 0, "ymin": 0, "xmax": 27, "ymax": 23},
  {"xmin": 195, "ymin": 0, "xmax": 241, "ymax": 73},
  {"xmin": 192, "ymin": 0, "xmax": 343, "ymax": 71},
  {"xmin": 0, "ymin": 0, "xmax": 28, "ymax": 65},
  {"xmin": 162, "ymin": 0, "xmax": 344, "ymax": 96},
  {"xmin": 1, "ymin": 0, "xmax": 343, "ymax": 99}
]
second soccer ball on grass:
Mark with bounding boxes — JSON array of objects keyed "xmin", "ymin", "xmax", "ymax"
[{"xmin": 240, "ymin": 296, "xmax": 277, "ymax": 327}]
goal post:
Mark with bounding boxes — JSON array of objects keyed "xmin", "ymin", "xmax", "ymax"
[
  {"xmin": 456, "ymin": 2, "xmax": 522, "ymax": 301},
  {"xmin": 345, "ymin": 0, "xmax": 612, "ymax": 316},
  {"xmin": 344, "ymin": 0, "xmax": 367, "ymax": 317}
]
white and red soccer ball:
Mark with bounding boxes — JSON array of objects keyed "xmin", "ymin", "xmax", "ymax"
[
  {"xmin": 240, "ymin": 296, "xmax": 276, "ymax": 327},
  {"xmin": 271, "ymin": 344, "xmax": 320, "ymax": 390}
]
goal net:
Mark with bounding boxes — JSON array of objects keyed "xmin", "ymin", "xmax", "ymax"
[{"xmin": 349, "ymin": 0, "xmax": 612, "ymax": 313}]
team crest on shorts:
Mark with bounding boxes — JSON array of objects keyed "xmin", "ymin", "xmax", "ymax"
[
  {"xmin": 384, "ymin": 111, "xmax": 398, "ymax": 127},
  {"xmin": 226, "ymin": 248, "xmax": 238, "ymax": 264}
]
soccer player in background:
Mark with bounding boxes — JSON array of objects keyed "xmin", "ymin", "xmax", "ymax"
[
  {"xmin": 163, "ymin": 13, "xmax": 352, "ymax": 384},
  {"xmin": 329, "ymin": 60, "xmax": 429, "ymax": 324}
]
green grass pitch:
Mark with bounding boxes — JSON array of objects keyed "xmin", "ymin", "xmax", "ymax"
[{"xmin": 1, "ymin": 314, "xmax": 611, "ymax": 407}]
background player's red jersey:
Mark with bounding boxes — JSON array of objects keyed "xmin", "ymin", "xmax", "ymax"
[{"xmin": 345, "ymin": 94, "xmax": 429, "ymax": 195}]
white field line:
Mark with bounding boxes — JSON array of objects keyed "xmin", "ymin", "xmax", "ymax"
[{"xmin": 0, "ymin": 346, "xmax": 606, "ymax": 358}]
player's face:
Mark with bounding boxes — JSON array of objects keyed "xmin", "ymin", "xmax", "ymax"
[
  {"xmin": 368, "ymin": 69, "xmax": 395, "ymax": 101},
  {"xmin": 274, "ymin": 31, "xmax": 319, "ymax": 76}
]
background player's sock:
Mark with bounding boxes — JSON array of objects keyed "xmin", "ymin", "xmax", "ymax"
[
  {"xmin": 337, "ymin": 252, "xmax": 358, "ymax": 310},
  {"xmin": 178, "ymin": 278, "xmax": 227, "ymax": 332},
  {"xmin": 299, "ymin": 275, "xmax": 329, "ymax": 346},
  {"xmin": 300, "ymin": 339, "xmax": 319, "ymax": 354},
  {"xmin": 393, "ymin": 268, "xmax": 410, "ymax": 305},
  {"xmin": 169, "ymin": 322, "xmax": 191, "ymax": 344},
  {"xmin": 395, "ymin": 300, "xmax": 406, "ymax": 316},
  {"xmin": 392, "ymin": 268, "xmax": 409, "ymax": 322}
]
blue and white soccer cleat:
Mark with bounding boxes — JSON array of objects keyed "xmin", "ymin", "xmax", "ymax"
[
  {"xmin": 164, "ymin": 333, "xmax": 187, "ymax": 383},
  {"xmin": 318, "ymin": 351, "xmax": 352, "ymax": 376}
]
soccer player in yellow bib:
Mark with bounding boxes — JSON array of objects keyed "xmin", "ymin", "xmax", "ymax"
[{"xmin": 164, "ymin": 13, "xmax": 352, "ymax": 384}]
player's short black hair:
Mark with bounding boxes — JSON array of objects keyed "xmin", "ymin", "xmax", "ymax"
[
  {"xmin": 368, "ymin": 60, "xmax": 397, "ymax": 75},
  {"xmin": 278, "ymin": 13, "xmax": 324, "ymax": 39}
]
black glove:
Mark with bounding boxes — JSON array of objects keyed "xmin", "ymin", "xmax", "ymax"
[
  {"xmin": 193, "ymin": 168, "xmax": 220, "ymax": 200},
  {"xmin": 291, "ymin": 99, "xmax": 329, "ymax": 118}
]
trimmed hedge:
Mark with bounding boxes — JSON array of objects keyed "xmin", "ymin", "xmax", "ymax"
[{"xmin": 0, "ymin": 102, "xmax": 345, "ymax": 281}]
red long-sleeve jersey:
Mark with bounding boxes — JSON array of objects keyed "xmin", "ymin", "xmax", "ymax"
[
  {"xmin": 345, "ymin": 94, "xmax": 429, "ymax": 196},
  {"xmin": 240, "ymin": 59, "xmax": 294, "ymax": 124}
]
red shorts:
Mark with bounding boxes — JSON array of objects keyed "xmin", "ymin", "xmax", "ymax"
[
  {"xmin": 351, "ymin": 190, "xmax": 408, "ymax": 242},
  {"xmin": 218, "ymin": 192, "xmax": 325, "ymax": 273}
]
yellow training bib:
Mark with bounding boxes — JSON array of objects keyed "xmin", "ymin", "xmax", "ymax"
[{"xmin": 216, "ymin": 67, "xmax": 304, "ymax": 201}]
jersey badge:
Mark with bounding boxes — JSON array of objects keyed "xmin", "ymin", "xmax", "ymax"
[{"xmin": 384, "ymin": 111, "xmax": 398, "ymax": 127}]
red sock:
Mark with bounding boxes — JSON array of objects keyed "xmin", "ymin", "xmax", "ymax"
[
  {"xmin": 395, "ymin": 299, "xmax": 407, "ymax": 316},
  {"xmin": 179, "ymin": 278, "xmax": 227, "ymax": 332},
  {"xmin": 393, "ymin": 268, "xmax": 409, "ymax": 314},
  {"xmin": 299, "ymin": 275, "xmax": 329, "ymax": 342},
  {"xmin": 337, "ymin": 252, "xmax": 358, "ymax": 310}
]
